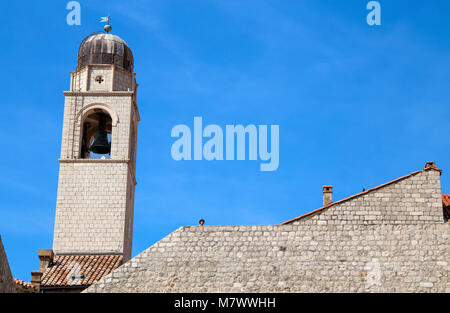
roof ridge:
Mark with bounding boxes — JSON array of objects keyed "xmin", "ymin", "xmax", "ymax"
[{"xmin": 13, "ymin": 278, "xmax": 35, "ymax": 288}]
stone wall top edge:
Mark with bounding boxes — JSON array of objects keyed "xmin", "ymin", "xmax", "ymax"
[
  {"xmin": 63, "ymin": 91, "xmax": 134, "ymax": 96},
  {"xmin": 72, "ymin": 64, "xmax": 135, "ymax": 76},
  {"xmin": 53, "ymin": 251, "xmax": 124, "ymax": 256},
  {"xmin": 179, "ymin": 223, "xmax": 449, "ymax": 232},
  {"xmin": 73, "ymin": 64, "xmax": 115, "ymax": 71}
]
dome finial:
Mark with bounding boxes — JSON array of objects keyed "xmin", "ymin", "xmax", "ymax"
[{"xmin": 100, "ymin": 16, "xmax": 112, "ymax": 33}]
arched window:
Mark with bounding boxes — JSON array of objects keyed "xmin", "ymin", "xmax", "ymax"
[{"xmin": 80, "ymin": 110, "xmax": 112, "ymax": 159}]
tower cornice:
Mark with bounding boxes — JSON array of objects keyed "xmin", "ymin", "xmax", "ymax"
[
  {"xmin": 59, "ymin": 158, "xmax": 130, "ymax": 163},
  {"xmin": 63, "ymin": 90, "xmax": 140, "ymax": 121},
  {"xmin": 63, "ymin": 91, "xmax": 135, "ymax": 96},
  {"xmin": 58, "ymin": 158, "xmax": 137, "ymax": 185}
]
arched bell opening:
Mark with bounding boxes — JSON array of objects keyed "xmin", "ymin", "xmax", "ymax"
[{"xmin": 80, "ymin": 110, "xmax": 112, "ymax": 159}]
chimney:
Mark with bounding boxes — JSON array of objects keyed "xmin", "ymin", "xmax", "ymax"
[
  {"xmin": 323, "ymin": 186, "xmax": 333, "ymax": 206},
  {"xmin": 38, "ymin": 249, "xmax": 54, "ymax": 273},
  {"xmin": 425, "ymin": 161, "xmax": 436, "ymax": 169},
  {"xmin": 30, "ymin": 271, "xmax": 42, "ymax": 293}
]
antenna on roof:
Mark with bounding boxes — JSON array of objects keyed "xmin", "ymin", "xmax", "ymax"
[{"xmin": 100, "ymin": 16, "xmax": 112, "ymax": 33}]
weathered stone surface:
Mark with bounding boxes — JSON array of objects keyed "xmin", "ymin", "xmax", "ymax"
[
  {"xmin": 84, "ymin": 168, "xmax": 449, "ymax": 293},
  {"xmin": 84, "ymin": 224, "xmax": 449, "ymax": 293},
  {"xmin": 0, "ymin": 236, "xmax": 16, "ymax": 293},
  {"xmin": 54, "ymin": 63, "xmax": 139, "ymax": 262},
  {"xmin": 290, "ymin": 169, "xmax": 444, "ymax": 226}
]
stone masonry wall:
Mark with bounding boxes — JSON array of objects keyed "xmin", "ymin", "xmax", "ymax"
[
  {"xmin": 290, "ymin": 169, "xmax": 443, "ymax": 226},
  {"xmin": 113, "ymin": 70, "xmax": 133, "ymax": 91},
  {"xmin": 0, "ymin": 236, "xmax": 15, "ymax": 293},
  {"xmin": 60, "ymin": 94, "xmax": 135, "ymax": 160},
  {"xmin": 54, "ymin": 66, "xmax": 138, "ymax": 258},
  {"xmin": 84, "ymin": 168, "xmax": 449, "ymax": 293},
  {"xmin": 85, "ymin": 224, "xmax": 449, "ymax": 293},
  {"xmin": 71, "ymin": 68, "xmax": 86, "ymax": 92},
  {"xmin": 88, "ymin": 68, "xmax": 113, "ymax": 92},
  {"xmin": 53, "ymin": 161, "xmax": 131, "ymax": 256},
  {"xmin": 71, "ymin": 66, "xmax": 133, "ymax": 93}
]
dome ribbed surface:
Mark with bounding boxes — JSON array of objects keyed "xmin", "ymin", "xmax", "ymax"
[{"xmin": 77, "ymin": 33, "xmax": 133, "ymax": 72}]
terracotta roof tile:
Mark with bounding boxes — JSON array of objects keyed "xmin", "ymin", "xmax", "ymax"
[
  {"xmin": 443, "ymin": 194, "xmax": 450, "ymax": 208},
  {"xmin": 41, "ymin": 254, "xmax": 122, "ymax": 288},
  {"xmin": 13, "ymin": 278, "xmax": 35, "ymax": 289},
  {"xmin": 443, "ymin": 194, "xmax": 450, "ymax": 221}
]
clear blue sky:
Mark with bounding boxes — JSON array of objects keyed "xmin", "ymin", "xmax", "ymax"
[{"xmin": 1, "ymin": 0, "xmax": 449, "ymax": 281}]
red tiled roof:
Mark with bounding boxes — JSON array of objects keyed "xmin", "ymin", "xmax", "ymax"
[
  {"xmin": 281, "ymin": 167, "xmax": 443, "ymax": 225},
  {"xmin": 443, "ymin": 194, "xmax": 450, "ymax": 208},
  {"xmin": 443, "ymin": 195, "xmax": 450, "ymax": 221},
  {"xmin": 41, "ymin": 254, "xmax": 122, "ymax": 288},
  {"xmin": 14, "ymin": 278, "xmax": 35, "ymax": 289}
]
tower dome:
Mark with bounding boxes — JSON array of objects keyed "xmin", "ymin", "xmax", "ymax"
[{"xmin": 77, "ymin": 32, "xmax": 134, "ymax": 72}]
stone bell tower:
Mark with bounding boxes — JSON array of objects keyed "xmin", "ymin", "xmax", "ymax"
[{"xmin": 52, "ymin": 31, "xmax": 139, "ymax": 262}]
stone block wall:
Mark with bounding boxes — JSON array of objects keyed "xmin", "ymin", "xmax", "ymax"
[
  {"xmin": 53, "ymin": 161, "xmax": 133, "ymax": 258},
  {"xmin": 113, "ymin": 70, "xmax": 133, "ymax": 91},
  {"xmin": 85, "ymin": 224, "xmax": 449, "ymax": 293},
  {"xmin": 88, "ymin": 68, "xmax": 113, "ymax": 92},
  {"xmin": 0, "ymin": 236, "xmax": 15, "ymax": 293},
  {"xmin": 84, "ymin": 168, "xmax": 449, "ymax": 293},
  {"xmin": 70, "ymin": 65, "xmax": 133, "ymax": 93},
  {"xmin": 290, "ymin": 169, "xmax": 443, "ymax": 226},
  {"xmin": 123, "ymin": 169, "xmax": 136, "ymax": 261},
  {"xmin": 60, "ymin": 94, "xmax": 136, "ymax": 160},
  {"xmin": 71, "ymin": 68, "xmax": 87, "ymax": 91},
  {"xmin": 54, "ymin": 66, "xmax": 138, "ymax": 260}
]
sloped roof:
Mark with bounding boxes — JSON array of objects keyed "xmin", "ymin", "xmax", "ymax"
[
  {"xmin": 13, "ymin": 278, "xmax": 36, "ymax": 292},
  {"xmin": 41, "ymin": 254, "xmax": 122, "ymax": 288},
  {"xmin": 443, "ymin": 194, "xmax": 450, "ymax": 221},
  {"xmin": 13, "ymin": 278, "xmax": 34, "ymax": 288},
  {"xmin": 443, "ymin": 194, "xmax": 450, "ymax": 207},
  {"xmin": 281, "ymin": 167, "xmax": 443, "ymax": 225},
  {"xmin": 83, "ymin": 223, "xmax": 450, "ymax": 293}
]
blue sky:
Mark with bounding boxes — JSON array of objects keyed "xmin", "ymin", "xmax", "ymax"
[{"xmin": 1, "ymin": 0, "xmax": 449, "ymax": 281}]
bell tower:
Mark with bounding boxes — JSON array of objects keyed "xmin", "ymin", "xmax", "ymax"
[{"xmin": 53, "ymin": 31, "xmax": 139, "ymax": 261}]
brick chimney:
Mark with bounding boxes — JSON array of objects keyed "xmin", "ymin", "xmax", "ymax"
[
  {"xmin": 425, "ymin": 161, "xmax": 436, "ymax": 169},
  {"xmin": 323, "ymin": 186, "xmax": 333, "ymax": 206},
  {"xmin": 30, "ymin": 249, "xmax": 54, "ymax": 293},
  {"xmin": 30, "ymin": 271, "xmax": 42, "ymax": 293},
  {"xmin": 38, "ymin": 249, "xmax": 54, "ymax": 272}
]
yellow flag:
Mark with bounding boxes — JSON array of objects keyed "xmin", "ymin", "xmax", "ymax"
[{"xmin": 100, "ymin": 16, "xmax": 109, "ymax": 23}]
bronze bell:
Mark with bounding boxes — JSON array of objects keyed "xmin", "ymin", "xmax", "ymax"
[{"xmin": 90, "ymin": 114, "xmax": 111, "ymax": 155}]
